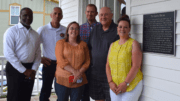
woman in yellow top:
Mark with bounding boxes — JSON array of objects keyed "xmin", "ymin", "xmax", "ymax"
[{"xmin": 106, "ymin": 15, "xmax": 143, "ymax": 101}]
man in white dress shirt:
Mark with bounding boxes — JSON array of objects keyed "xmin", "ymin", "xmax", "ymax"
[
  {"xmin": 37, "ymin": 7, "xmax": 66, "ymax": 101},
  {"xmin": 3, "ymin": 7, "xmax": 41, "ymax": 101}
]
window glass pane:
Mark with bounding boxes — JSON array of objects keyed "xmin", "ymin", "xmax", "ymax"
[
  {"xmin": 15, "ymin": 7, "xmax": 20, "ymax": 16},
  {"xmin": 11, "ymin": 16, "xmax": 19, "ymax": 24},
  {"xmin": 11, "ymin": 6, "xmax": 15, "ymax": 15}
]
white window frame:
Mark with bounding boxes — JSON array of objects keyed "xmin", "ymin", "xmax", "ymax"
[{"xmin": 9, "ymin": 3, "xmax": 21, "ymax": 25}]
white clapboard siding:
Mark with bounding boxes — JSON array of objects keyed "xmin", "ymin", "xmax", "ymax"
[
  {"xmin": 176, "ymin": 46, "xmax": 180, "ymax": 58},
  {"xmin": 62, "ymin": 6, "xmax": 78, "ymax": 14},
  {"xmin": 131, "ymin": 0, "xmax": 180, "ymax": 15},
  {"xmin": 61, "ymin": 16, "xmax": 78, "ymax": 24},
  {"xmin": 131, "ymin": 0, "xmax": 169, "ymax": 7},
  {"xmin": 61, "ymin": 1, "xmax": 77, "ymax": 10},
  {"xmin": 176, "ymin": 10, "xmax": 180, "ymax": 22},
  {"xmin": 131, "ymin": 10, "xmax": 180, "ymax": 24},
  {"xmin": 176, "ymin": 23, "xmax": 180, "ymax": 34},
  {"xmin": 141, "ymin": 86, "xmax": 180, "ymax": 101},
  {"xmin": 130, "ymin": 25, "xmax": 143, "ymax": 34},
  {"xmin": 61, "ymin": 22, "xmax": 69, "ymax": 27},
  {"xmin": 60, "ymin": 0, "xmax": 78, "ymax": 27},
  {"xmin": 139, "ymin": 95, "xmax": 156, "ymax": 101},
  {"xmin": 142, "ymin": 64, "xmax": 180, "ymax": 83},
  {"xmin": 176, "ymin": 35, "xmax": 180, "ymax": 45},
  {"xmin": 131, "ymin": 15, "xmax": 143, "ymax": 25},
  {"xmin": 63, "ymin": 11, "xmax": 78, "ymax": 18},
  {"xmin": 61, "ymin": 0, "xmax": 74, "ymax": 5},
  {"xmin": 143, "ymin": 76, "xmax": 180, "ymax": 96},
  {"xmin": 129, "ymin": 0, "xmax": 180, "ymax": 100},
  {"xmin": 131, "ymin": 34, "xmax": 142, "ymax": 43},
  {"xmin": 142, "ymin": 53, "xmax": 180, "ymax": 70}
]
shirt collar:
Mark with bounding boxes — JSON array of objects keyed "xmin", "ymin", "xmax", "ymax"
[
  {"xmin": 86, "ymin": 20, "xmax": 98, "ymax": 27},
  {"xmin": 18, "ymin": 23, "xmax": 32, "ymax": 30},
  {"xmin": 99, "ymin": 20, "xmax": 116, "ymax": 32},
  {"xmin": 48, "ymin": 22, "xmax": 62, "ymax": 31}
]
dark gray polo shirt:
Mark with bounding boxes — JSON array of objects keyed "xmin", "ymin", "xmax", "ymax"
[{"xmin": 88, "ymin": 20, "xmax": 119, "ymax": 79}]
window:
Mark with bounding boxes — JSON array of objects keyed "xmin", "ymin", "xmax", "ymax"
[{"xmin": 9, "ymin": 3, "xmax": 21, "ymax": 25}]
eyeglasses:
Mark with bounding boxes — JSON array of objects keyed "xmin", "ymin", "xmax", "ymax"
[
  {"xmin": 99, "ymin": 13, "xmax": 110, "ymax": 17},
  {"xmin": 69, "ymin": 27, "xmax": 79, "ymax": 31}
]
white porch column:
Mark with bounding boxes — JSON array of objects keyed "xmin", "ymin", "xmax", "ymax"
[
  {"xmin": 95, "ymin": 0, "xmax": 101, "ymax": 22},
  {"xmin": 114, "ymin": 0, "xmax": 118, "ymax": 22},
  {"xmin": 78, "ymin": 0, "xmax": 88, "ymax": 24},
  {"xmin": 126, "ymin": 0, "xmax": 130, "ymax": 16}
]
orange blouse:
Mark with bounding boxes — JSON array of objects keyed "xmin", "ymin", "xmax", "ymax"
[{"xmin": 55, "ymin": 39, "xmax": 90, "ymax": 88}]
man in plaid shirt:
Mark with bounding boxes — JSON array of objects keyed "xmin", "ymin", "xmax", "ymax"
[
  {"xmin": 80, "ymin": 4, "xmax": 99, "ymax": 43},
  {"xmin": 80, "ymin": 4, "xmax": 99, "ymax": 101}
]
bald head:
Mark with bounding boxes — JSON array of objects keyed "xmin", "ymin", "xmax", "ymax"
[
  {"xmin": 100, "ymin": 7, "xmax": 112, "ymax": 14},
  {"xmin": 99, "ymin": 7, "xmax": 113, "ymax": 27},
  {"xmin": 50, "ymin": 7, "xmax": 63, "ymax": 23},
  {"xmin": 51, "ymin": 7, "xmax": 62, "ymax": 14}
]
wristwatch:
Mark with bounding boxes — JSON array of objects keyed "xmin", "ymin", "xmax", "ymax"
[{"xmin": 124, "ymin": 81, "xmax": 129, "ymax": 86}]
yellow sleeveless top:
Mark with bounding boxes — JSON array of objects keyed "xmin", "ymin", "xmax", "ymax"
[{"xmin": 108, "ymin": 38, "xmax": 143, "ymax": 92}]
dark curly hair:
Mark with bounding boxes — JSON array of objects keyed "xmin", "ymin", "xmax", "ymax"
[{"xmin": 117, "ymin": 14, "xmax": 131, "ymax": 28}]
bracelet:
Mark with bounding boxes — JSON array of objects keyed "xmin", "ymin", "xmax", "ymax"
[
  {"xmin": 124, "ymin": 81, "xmax": 128, "ymax": 84},
  {"xmin": 124, "ymin": 81, "xmax": 130, "ymax": 86}
]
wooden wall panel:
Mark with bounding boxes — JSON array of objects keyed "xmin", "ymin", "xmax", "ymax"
[
  {"xmin": 143, "ymin": 76, "xmax": 180, "ymax": 96},
  {"xmin": 176, "ymin": 46, "xmax": 180, "ymax": 58},
  {"xmin": 129, "ymin": 0, "xmax": 180, "ymax": 100},
  {"xmin": 131, "ymin": 15, "xmax": 143, "ymax": 25},
  {"xmin": 61, "ymin": 16, "xmax": 78, "ymax": 24},
  {"xmin": 142, "ymin": 53, "xmax": 180, "ymax": 70},
  {"xmin": 141, "ymin": 86, "xmax": 180, "ymax": 101},
  {"xmin": 131, "ymin": 34, "xmax": 142, "ymax": 43},
  {"xmin": 142, "ymin": 65, "xmax": 180, "ymax": 83},
  {"xmin": 176, "ymin": 23, "xmax": 180, "ymax": 34},
  {"xmin": 131, "ymin": 0, "xmax": 169, "ymax": 7},
  {"xmin": 130, "ymin": 25, "xmax": 143, "ymax": 34},
  {"xmin": 63, "ymin": 11, "xmax": 78, "ymax": 18},
  {"xmin": 61, "ymin": 1, "xmax": 77, "ymax": 10},
  {"xmin": 131, "ymin": 0, "xmax": 179, "ymax": 15},
  {"xmin": 139, "ymin": 95, "xmax": 156, "ymax": 101},
  {"xmin": 62, "ymin": 6, "xmax": 77, "ymax": 14},
  {"xmin": 61, "ymin": 0, "xmax": 74, "ymax": 5}
]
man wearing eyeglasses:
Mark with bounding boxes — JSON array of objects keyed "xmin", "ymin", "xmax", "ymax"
[{"xmin": 88, "ymin": 7, "xmax": 119, "ymax": 101}]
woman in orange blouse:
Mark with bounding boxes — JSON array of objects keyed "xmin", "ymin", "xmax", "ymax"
[{"xmin": 55, "ymin": 21, "xmax": 90, "ymax": 101}]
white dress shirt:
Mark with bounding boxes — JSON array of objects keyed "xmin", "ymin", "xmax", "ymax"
[
  {"xmin": 37, "ymin": 22, "xmax": 66, "ymax": 60},
  {"xmin": 3, "ymin": 23, "xmax": 41, "ymax": 73}
]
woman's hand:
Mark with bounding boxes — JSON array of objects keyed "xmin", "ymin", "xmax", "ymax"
[
  {"xmin": 116, "ymin": 82, "xmax": 127, "ymax": 94},
  {"xmin": 109, "ymin": 82, "xmax": 118, "ymax": 94},
  {"xmin": 72, "ymin": 69, "xmax": 82, "ymax": 83}
]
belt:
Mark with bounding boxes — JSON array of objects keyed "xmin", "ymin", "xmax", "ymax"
[{"xmin": 51, "ymin": 60, "xmax": 57, "ymax": 64}]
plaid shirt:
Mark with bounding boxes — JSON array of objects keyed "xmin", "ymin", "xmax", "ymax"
[{"xmin": 80, "ymin": 21, "xmax": 100, "ymax": 43}]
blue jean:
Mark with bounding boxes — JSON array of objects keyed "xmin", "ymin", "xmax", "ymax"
[
  {"xmin": 39, "ymin": 63, "xmax": 56, "ymax": 101},
  {"xmin": 55, "ymin": 80, "xmax": 85, "ymax": 101},
  {"xmin": 81, "ymin": 72, "xmax": 90, "ymax": 101}
]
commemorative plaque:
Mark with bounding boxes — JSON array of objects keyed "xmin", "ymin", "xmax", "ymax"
[{"xmin": 143, "ymin": 11, "xmax": 175, "ymax": 55}]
